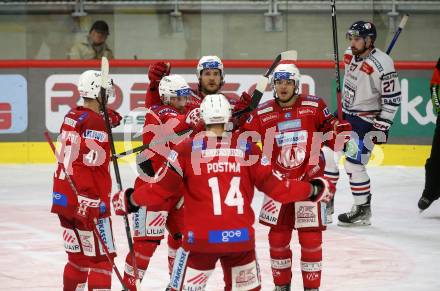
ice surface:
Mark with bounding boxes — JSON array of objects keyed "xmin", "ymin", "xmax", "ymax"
[{"xmin": 0, "ymin": 164, "xmax": 439, "ymax": 290}]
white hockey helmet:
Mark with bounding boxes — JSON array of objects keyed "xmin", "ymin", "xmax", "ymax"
[
  {"xmin": 158, "ymin": 74, "xmax": 191, "ymax": 104},
  {"xmin": 271, "ymin": 63, "xmax": 301, "ymax": 94},
  {"xmin": 196, "ymin": 56, "xmax": 224, "ymax": 79},
  {"xmin": 77, "ymin": 70, "xmax": 113, "ymax": 99},
  {"xmin": 200, "ymin": 94, "xmax": 232, "ymax": 125}
]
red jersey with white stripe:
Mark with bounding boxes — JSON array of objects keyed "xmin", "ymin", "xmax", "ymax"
[
  {"xmin": 131, "ymin": 132, "xmax": 313, "ymax": 253},
  {"xmin": 242, "ymin": 95, "xmax": 336, "ymax": 180},
  {"xmin": 51, "ymin": 106, "xmax": 112, "ymax": 219}
]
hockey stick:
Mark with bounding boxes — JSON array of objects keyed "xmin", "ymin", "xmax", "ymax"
[
  {"xmin": 330, "ymin": 0, "xmax": 343, "ymax": 122},
  {"xmin": 44, "ymin": 132, "xmax": 128, "ymax": 291},
  {"xmin": 386, "ymin": 14, "xmax": 409, "ymax": 55},
  {"xmin": 98, "ymin": 57, "xmax": 141, "ymax": 289},
  {"xmin": 232, "ymin": 50, "xmax": 298, "ymax": 117}
]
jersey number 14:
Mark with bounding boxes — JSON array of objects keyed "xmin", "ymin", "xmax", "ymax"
[{"xmin": 208, "ymin": 177, "xmax": 244, "ymax": 215}]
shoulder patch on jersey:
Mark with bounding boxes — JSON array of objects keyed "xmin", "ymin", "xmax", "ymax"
[
  {"xmin": 301, "ymin": 101, "xmax": 318, "ymax": 107},
  {"xmin": 360, "ymin": 62, "xmax": 374, "ymax": 75},
  {"xmin": 77, "ymin": 112, "xmax": 88, "ymax": 122},
  {"xmin": 367, "ymin": 53, "xmax": 384, "ymax": 73},
  {"xmin": 344, "ymin": 53, "xmax": 353, "ymax": 65},
  {"xmin": 323, "ymin": 107, "xmax": 331, "ymax": 117},
  {"xmin": 257, "ymin": 106, "xmax": 273, "ymax": 115},
  {"xmin": 381, "ymin": 71, "xmax": 398, "ymax": 81},
  {"xmin": 64, "ymin": 117, "xmax": 77, "ymax": 128},
  {"xmin": 82, "ymin": 130, "xmax": 107, "ymax": 142}
]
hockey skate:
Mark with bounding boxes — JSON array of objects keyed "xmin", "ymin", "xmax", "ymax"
[
  {"xmin": 418, "ymin": 195, "xmax": 437, "ymax": 212},
  {"xmin": 304, "ymin": 289, "xmax": 319, "ymax": 291},
  {"xmin": 337, "ymin": 195, "xmax": 371, "ymax": 226},
  {"xmin": 165, "ymin": 283, "xmax": 172, "ymax": 291},
  {"xmin": 273, "ymin": 284, "xmax": 291, "ymax": 291}
]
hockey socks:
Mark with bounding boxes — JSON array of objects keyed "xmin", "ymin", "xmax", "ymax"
[
  {"xmin": 269, "ymin": 229, "xmax": 293, "ymax": 286},
  {"xmin": 123, "ymin": 240, "xmax": 158, "ymax": 290},
  {"xmin": 299, "ymin": 231, "xmax": 322, "ymax": 290}
]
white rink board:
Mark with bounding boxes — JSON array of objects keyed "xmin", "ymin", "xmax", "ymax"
[{"xmin": 0, "ymin": 164, "xmax": 439, "ymax": 290}]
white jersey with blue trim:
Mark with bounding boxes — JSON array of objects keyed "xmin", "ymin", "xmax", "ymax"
[{"xmin": 342, "ymin": 47, "xmax": 401, "ymax": 124}]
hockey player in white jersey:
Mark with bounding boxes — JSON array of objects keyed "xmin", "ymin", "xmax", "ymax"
[{"xmin": 323, "ymin": 20, "xmax": 402, "ymax": 226}]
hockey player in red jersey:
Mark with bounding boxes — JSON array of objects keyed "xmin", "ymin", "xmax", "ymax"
[
  {"xmin": 145, "ymin": 56, "xmax": 249, "ymax": 117},
  {"xmin": 113, "ymin": 94, "xmax": 335, "ymax": 291},
  {"xmin": 241, "ymin": 63, "xmax": 351, "ymax": 291},
  {"xmin": 122, "ymin": 74, "xmax": 201, "ymax": 290},
  {"xmin": 51, "ymin": 70, "xmax": 122, "ymax": 291}
]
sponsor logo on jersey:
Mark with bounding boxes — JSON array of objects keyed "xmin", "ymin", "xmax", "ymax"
[
  {"xmin": 301, "ymin": 101, "xmax": 318, "ymax": 107},
  {"xmin": 82, "ymin": 129, "xmax": 106, "ymax": 142},
  {"xmin": 294, "ymin": 202, "xmax": 320, "ymax": 228},
  {"xmin": 382, "ymin": 71, "xmax": 398, "ymax": 81},
  {"xmin": 275, "ymin": 130, "xmax": 307, "ymax": 146},
  {"xmin": 344, "ymin": 53, "xmax": 353, "ymax": 64},
  {"xmin": 284, "ymin": 112, "xmax": 292, "ymax": 119},
  {"xmin": 201, "ymin": 148, "xmax": 244, "ymax": 158},
  {"xmin": 62, "ymin": 228, "xmax": 81, "ymax": 253},
  {"xmin": 208, "ymin": 228, "xmax": 249, "ymax": 243},
  {"xmin": 260, "ymin": 112, "xmax": 278, "ymax": 124},
  {"xmin": 52, "ymin": 191, "xmax": 67, "ymax": 207},
  {"xmin": 257, "ymin": 106, "xmax": 273, "ymax": 115},
  {"xmin": 277, "ymin": 119, "xmax": 301, "ymax": 132},
  {"xmin": 167, "ymin": 150, "xmax": 178, "ymax": 162},
  {"xmin": 361, "ymin": 62, "xmax": 374, "ymax": 75},
  {"xmin": 298, "ymin": 108, "xmax": 316, "ymax": 116},
  {"xmin": 77, "ymin": 230, "xmax": 95, "ymax": 256},
  {"xmin": 305, "ymin": 95, "xmax": 320, "ymax": 101},
  {"xmin": 368, "ymin": 54, "xmax": 383, "ymax": 72},
  {"xmin": 63, "ymin": 117, "xmax": 77, "ymax": 128},
  {"xmin": 323, "ymin": 107, "xmax": 331, "ymax": 117},
  {"xmin": 277, "ymin": 146, "xmax": 307, "ymax": 169}
]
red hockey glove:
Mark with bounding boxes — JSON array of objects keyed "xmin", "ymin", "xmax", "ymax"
[
  {"xmin": 309, "ymin": 177, "xmax": 335, "ymax": 204},
  {"xmin": 234, "ymin": 91, "xmax": 252, "ymax": 112},
  {"xmin": 371, "ymin": 118, "xmax": 391, "ymax": 144},
  {"xmin": 75, "ymin": 194, "xmax": 100, "ymax": 227},
  {"xmin": 107, "ymin": 109, "xmax": 122, "ymax": 128},
  {"xmin": 148, "ymin": 62, "xmax": 171, "ymax": 88},
  {"xmin": 112, "ymin": 188, "xmax": 139, "ymax": 215}
]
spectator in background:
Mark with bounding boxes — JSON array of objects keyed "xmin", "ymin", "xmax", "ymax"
[
  {"xmin": 418, "ymin": 58, "xmax": 440, "ymax": 211},
  {"xmin": 69, "ymin": 20, "xmax": 114, "ymax": 60}
]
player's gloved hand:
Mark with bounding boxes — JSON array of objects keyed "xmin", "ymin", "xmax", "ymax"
[
  {"xmin": 107, "ymin": 109, "xmax": 122, "ymax": 128},
  {"xmin": 431, "ymin": 84, "xmax": 440, "ymax": 113},
  {"xmin": 371, "ymin": 117, "xmax": 392, "ymax": 144},
  {"xmin": 185, "ymin": 108, "xmax": 204, "ymax": 131},
  {"xmin": 148, "ymin": 62, "xmax": 170, "ymax": 88},
  {"xmin": 112, "ymin": 188, "xmax": 139, "ymax": 215},
  {"xmin": 75, "ymin": 194, "xmax": 101, "ymax": 227},
  {"xmin": 234, "ymin": 91, "xmax": 252, "ymax": 112},
  {"xmin": 309, "ymin": 177, "xmax": 335, "ymax": 204}
]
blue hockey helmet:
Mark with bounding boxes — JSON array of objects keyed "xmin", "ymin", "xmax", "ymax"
[{"xmin": 346, "ymin": 21, "xmax": 377, "ymax": 42}]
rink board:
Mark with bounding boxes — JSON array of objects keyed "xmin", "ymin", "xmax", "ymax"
[{"xmin": 0, "ymin": 141, "xmax": 431, "ymax": 166}]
